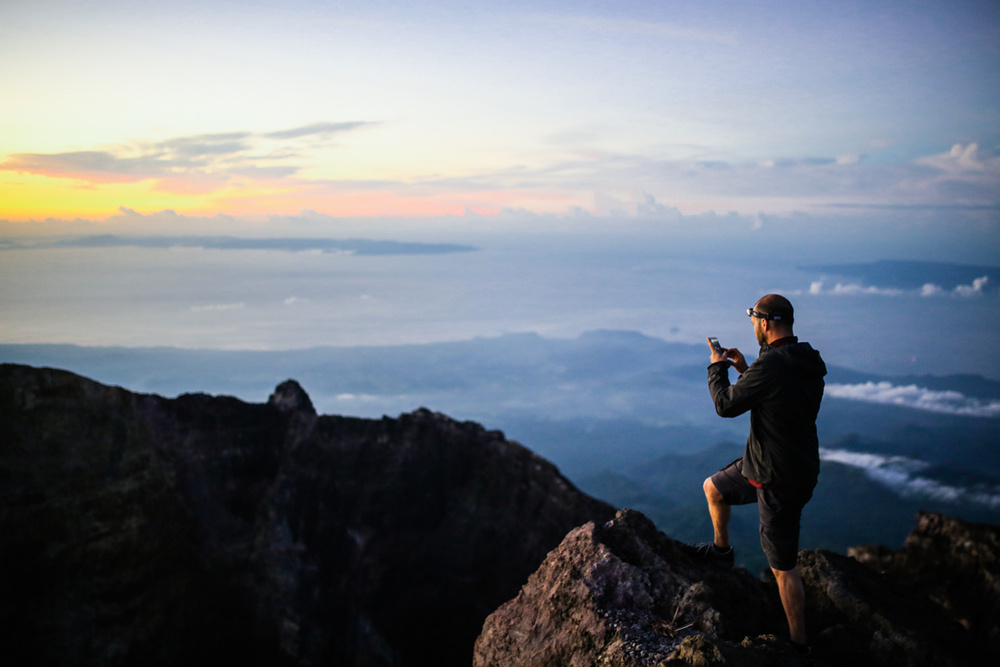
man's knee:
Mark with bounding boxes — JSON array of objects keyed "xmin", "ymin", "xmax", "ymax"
[
  {"xmin": 771, "ymin": 565, "xmax": 801, "ymax": 580},
  {"xmin": 704, "ymin": 476, "xmax": 723, "ymax": 502}
]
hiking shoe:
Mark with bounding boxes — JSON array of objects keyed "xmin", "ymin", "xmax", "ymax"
[
  {"xmin": 690, "ymin": 542, "xmax": 734, "ymax": 568},
  {"xmin": 790, "ymin": 641, "xmax": 811, "ymax": 657}
]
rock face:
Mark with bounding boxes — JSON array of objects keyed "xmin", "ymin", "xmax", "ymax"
[
  {"xmin": 474, "ymin": 508, "xmax": 790, "ymax": 666},
  {"xmin": 0, "ymin": 364, "xmax": 615, "ymax": 666},
  {"xmin": 848, "ymin": 511, "xmax": 1000, "ymax": 657},
  {"xmin": 474, "ymin": 509, "xmax": 1000, "ymax": 666}
]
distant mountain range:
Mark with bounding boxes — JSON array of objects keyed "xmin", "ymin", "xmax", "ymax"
[
  {"xmin": 0, "ymin": 234, "xmax": 478, "ymax": 255},
  {"xmin": 2, "ymin": 330, "xmax": 998, "ymax": 567}
]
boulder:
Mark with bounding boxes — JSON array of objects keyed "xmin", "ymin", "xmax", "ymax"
[{"xmin": 474, "ymin": 508, "xmax": 999, "ymax": 666}]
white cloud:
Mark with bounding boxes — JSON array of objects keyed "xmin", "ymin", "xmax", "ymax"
[
  {"xmin": 807, "ymin": 280, "xmax": 904, "ymax": 296},
  {"xmin": 915, "ymin": 143, "xmax": 997, "ymax": 174},
  {"xmin": 954, "ymin": 275, "xmax": 990, "ymax": 297},
  {"xmin": 826, "ymin": 382, "xmax": 1000, "ymax": 418},
  {"xmin": 0, "ymin": 122, "xmax": 374, "ymax": 193},
  {"xmin": 190, "ymin": 302, "xmax": 246, "ymax": 312},
  {"xmin": 921, "ymin": 275, "xmax": 990, "ymax": 298},
  {"xmin": 808, "ymin": 276, "xmax": 991, "ymax": 298},
  {"xmin": 820, "ymin": 447, "xmax": 1000, "ymax": 510},
  {"xmin": 335, "ymin": 393, "xmax": 382, "ymax": 401}
]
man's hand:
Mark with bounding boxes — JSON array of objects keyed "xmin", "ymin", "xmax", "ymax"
[
  {"xmin": 707, "ymin": 337, "xmax": 728, "ymax": 365},
  {"xmin": 707, "ymin": 338, "xmax": 749, "ymax": 373},
  {"xmin": 726, "ymin": 347, "xmax": 749, "ymax": 374}
]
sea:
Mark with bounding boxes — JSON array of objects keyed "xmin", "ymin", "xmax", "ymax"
[{"xmin": 1, "ymin": 232, "xmax": 997, "ymax": 381}]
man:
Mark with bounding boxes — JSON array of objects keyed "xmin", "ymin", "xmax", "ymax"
[{"xmin": 698, "ymin": 294, "xmax": 826, "ymax": 652}]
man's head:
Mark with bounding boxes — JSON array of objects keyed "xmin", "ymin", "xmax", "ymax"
[{"xmin": 748, "ymin": 294, "xmax": 794, "ymax": 345}]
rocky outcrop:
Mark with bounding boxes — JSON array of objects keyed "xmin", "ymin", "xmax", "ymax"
[
  {"xmin": 0, "ymin": 363, "xmax": 615, "ymax": 666},
  {"xmin": 474, "ymin": 509, "xmax": 999, "ymax": 666},
  {"xmin": 474, "ymin": 508, "xmax": 790, "ymax": 666},
  {"xmin": 849, "ymin": 511, "xmax": 1000, "ymax": 656},
  {"xmin": 796, "ymin": 548, "xmax": 983, "ymax": 666}
]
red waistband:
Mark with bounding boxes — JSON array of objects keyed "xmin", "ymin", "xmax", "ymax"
[{"xmin": 747, "ymin": 477, "xmax": 785, "ymax": 490}]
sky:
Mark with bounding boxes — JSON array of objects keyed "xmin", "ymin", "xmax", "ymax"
[
  {"xmin": 1, "ymin": 0, "xmax": 998, "ymax": 225},
  {"xmin": 1, "ymin": 0, "xmax": 999, "ymax": 381}
]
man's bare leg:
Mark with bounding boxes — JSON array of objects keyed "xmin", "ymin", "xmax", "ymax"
[
  {"xmin": 703, "ymin": 477, "xmax": 731, "ymax": 548},
  {"xmin": 772, "ymin": 566, "xmax": 807, "ymax": 646}
]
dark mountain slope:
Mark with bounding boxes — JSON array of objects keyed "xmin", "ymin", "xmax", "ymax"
[{"xmin": 0, "ymin": 364, "xmax": 614, "ymax": 666}]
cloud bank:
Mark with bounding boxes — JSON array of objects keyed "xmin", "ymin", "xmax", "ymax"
[
  {"xmin": 820, "ymin": 447, "xmax": 1000, "ymax": 510},
  {"xmin": 922, "ymin": 276, "xmax": 991, "ymax": 297},
  {"xmin": 808, "ymin": 275, "xmax": 991, "ymax": 298},
  {"xmin": 826, "ymin": 382, "xmax": 1000, "ymax": 417},
  {"xmin": 190, "ymin": 302, "xmax": 246, "ymax": 312}
]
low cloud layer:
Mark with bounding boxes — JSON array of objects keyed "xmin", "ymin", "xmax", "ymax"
[
  {"xmin": 807, "ymin": 281, "xmax": 905, "ymax": 297},
  {"xmin": 826, "ymin": 382, "xmax": 1000, "ymax": 418},
  {"xmin": 808, "ymin": 275, "xmax": 991, "ymax": 298},
  {"xmin": 190, "ymin": 302, "xmax": 246, "ymax": 312},
  {"xmin": 922, "ymin": 276, "xmax": 990, "ymax": 297},
  {"xmin": 821, "ymin": 447, "xmax": 1000, "ymax": 510}
]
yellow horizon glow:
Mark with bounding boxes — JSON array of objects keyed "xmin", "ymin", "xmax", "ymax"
[
  {"xmin": 0, "ymin": 170, "xmax": 593, "ymax": 222},
  {"xmin": 0, "ymin": 172, "xmax": 212, "ymax": 221}
]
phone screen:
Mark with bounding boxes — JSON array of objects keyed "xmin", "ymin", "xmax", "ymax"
[{"xmin": 709, "ymin": 337, "xmax": 721, "ymax": 351}]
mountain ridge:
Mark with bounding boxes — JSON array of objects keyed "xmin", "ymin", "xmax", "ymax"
[{"xmin": 0, "ymin": 363, "xmax": 614, "ymax": 665}]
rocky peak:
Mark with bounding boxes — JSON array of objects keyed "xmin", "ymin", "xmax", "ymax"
[{"xmin": 268, "ymin": 378, "xmax": 316, "ymax": 415}]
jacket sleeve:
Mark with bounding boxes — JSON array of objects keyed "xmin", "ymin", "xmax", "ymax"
[{"xmin": 707, "ymin": 358, "xmax": 774, "ymax": 418}]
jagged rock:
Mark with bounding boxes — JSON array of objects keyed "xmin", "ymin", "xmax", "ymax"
[
  {"xmin": 473, "ymin": 508, "xmax": 794, "ymax": 666},
  {"xmin": 0, "ymin": 364, "xmax": 615, "ymax": 666},
  {"xmin": 474, "ymin": 509, "xmax": 1000, "ymax": 667},
  {"xmin": 796, "ymin": 548, "xmax": 986, "ymax": 666},
  {"xmin": 253, "ymin": 406, "xmax": 616, "ymax": 665},
  {"xmin": 268, "ymin": 379, "xmax": 316, "ymax": 416},
  {"xmin": 848, "ymin": 511, "xmax": 1000, "ymax": 656}
]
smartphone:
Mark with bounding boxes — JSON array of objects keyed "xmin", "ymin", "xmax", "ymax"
[{"xmin": 708, "ymin": 337, "xmax": 722, "ymax": 353}]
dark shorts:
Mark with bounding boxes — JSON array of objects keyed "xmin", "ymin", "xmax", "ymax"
[{"xmin": 710, "ymin": 458, "xmax": 814, "ymax": 571}]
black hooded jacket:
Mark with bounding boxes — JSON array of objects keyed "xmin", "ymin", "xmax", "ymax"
[{"xmin": 707, "ymin": 338, "xmax": 827, "ymax": 487}]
